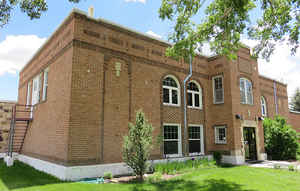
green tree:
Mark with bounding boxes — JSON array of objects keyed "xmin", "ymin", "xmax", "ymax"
[
  {"xmin": 122, "ymin": 110, "xmax": 153, "ymax": 181},
  {"xmin": 290, "ymin": 88, "xmax": 300, "ymax": 112},
  {"xmin": 263, "ymin": 116, "xmax": 299, "ymax": 160},
  {"xmin": 0, "ymin": 0, "xmax": 81, "ymax": 27},
  {"xmin": 159, "ymin": 0, "xmax": 300, "ymax": 61}
]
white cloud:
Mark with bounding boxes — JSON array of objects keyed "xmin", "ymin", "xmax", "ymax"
[
  {"xmin": 125, "ymin": 0, "xmax": 146, "ymax": 4},
  {"xmin": 0, "ymin": 35, "xmax": 46, "ymax": 76},
  {"xmin": 241, "ymin": 38, "xmax": 300, "ymax": 99},
  {"xmin": 146, "ymin": 30, "xmax": 162, "ymax": 39}
]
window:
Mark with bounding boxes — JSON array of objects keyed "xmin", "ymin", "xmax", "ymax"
[
  {"xmin": 26, "ymin": 82, "xmax": 31, "ymax": 106},
  {"xmin": 215, "ymin": 126, "xmax": 226, "ymax": 144},
  {"xmin": 189, "ymin": 125, "xmax": 204, "ymax": 155},
  {"xmin": 163, "ymin": 76, "xmax": 180, "ymax": 106},
  {"xmin": 187, "ymin": 81, "xmax": 202, "ymax": 109},
  {"xmin": 42, "ymin": 68, "xmax": 49, "ymax": 101},
  {"xmin": 261, "ymin": 96, "xmax": 267, "ymax": 117},
  {"xmin": 163, "ymin": 124, "xmax": 182, "ymax": 157},
  {"xmin": 212, "ymin": 75, "xmax": 224, "ymax": 104},
  {"xmin": 240, "ymin": 78, "xmax": 253, "ymax": 105},
  {"xmin": 32, "ymin": 74, "xmax": 41, "ymax": 105}
]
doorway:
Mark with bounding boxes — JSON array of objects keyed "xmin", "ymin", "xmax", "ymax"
[{"xmin": 243, "ymin": 127, "xmax": 257, "ymax": 161}]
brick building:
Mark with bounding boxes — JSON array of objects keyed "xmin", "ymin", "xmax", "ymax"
[
  {"xmin": 11, "ymin": 9, "xmax": 300, "ymax": 180},
  {"xmin": 0, "ymin": 101, "xmax": 16, "ymax": 155}
]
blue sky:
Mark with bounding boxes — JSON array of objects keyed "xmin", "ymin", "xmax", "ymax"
[{"xmin": 0, "ymin": 0, "xmax": 299, "ymax": 101}]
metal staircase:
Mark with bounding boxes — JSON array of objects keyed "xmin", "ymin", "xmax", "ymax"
[{"xmin": 7, "ymin": 104, "xmax": 33, "ymax": 157}]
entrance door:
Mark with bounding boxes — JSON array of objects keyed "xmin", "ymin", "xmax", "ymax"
[{"xmin": 243, "ymin": 127, "xmax": 257, "ymax": 161}]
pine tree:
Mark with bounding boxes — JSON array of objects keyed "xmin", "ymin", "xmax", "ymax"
[
  {"xmin": 290, "ymin": 88, "xmax": 300, "ymax": 112},
  {"xmin": 122, "ymin": 110, "xmax": 153, "ymax": 181}
]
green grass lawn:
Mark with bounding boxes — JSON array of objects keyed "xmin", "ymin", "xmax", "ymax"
[{"xmin": 1, "ymin": 160, "xmax": 300, "ymax": 191}]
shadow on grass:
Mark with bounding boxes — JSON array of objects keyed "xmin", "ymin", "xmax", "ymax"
[
  {"xmin": 0, "ymin": 159, "xmax": 62, "ymax": 190},
  {"xmin": 131, "ymin": 178, "xmax": 257, "ymax": 191}
]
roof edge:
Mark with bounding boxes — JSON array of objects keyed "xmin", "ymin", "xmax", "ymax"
[{"xmin": 259, "ymin": 74, "xmax": 287, "ymax": 86}]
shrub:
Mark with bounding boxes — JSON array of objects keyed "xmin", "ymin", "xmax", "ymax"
[
  {"xmin": 273, "ymin": 164, "xmax": 281, "ymax": 169},
  {"xmin": 103, "ymin": 172, "xmax": 113, "ymax": 179},
  {"xmin": 213, "ymin": 151, "xmax": 222, "ymax": 165},
  {"xmin": 146, "ymin": 172, "xmax": 162, "ymax": 183},
  {"xmin": 122, "ymin": 110, "xmax": 153, "ymax": 181},
  {"xmin": 263, "ymin": 116, "xmax": 299, "ymax": 160},
  {"xmin": 154, "ymin": 158, "xmax": 215, "ymax": 174},
  {"xmin": 288, "ymin": 165, "xmax": 295, "ymax": 172}
]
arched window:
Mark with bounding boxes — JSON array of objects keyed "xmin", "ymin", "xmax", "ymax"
[
  {"xmin": 163, "ymin": 76, "xmax": 180, "ymax": 106},
  {"xmin": 240, "ymin": 78, "xmax": 253, "ymax": 105},
  {"xmin": 187, "ymin": 81, "xmax": 202, "ymax": 109},
  {"xmin": 261, "ymin": 96, "xmax": 267, "ymax": 117}
]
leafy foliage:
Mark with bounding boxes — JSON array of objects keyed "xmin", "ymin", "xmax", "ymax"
[
  {"xmin": 290, "ymin": 88, "xmax": 300, "ymax": 112},
  {"xmin": 0, "ymin": 0, "xmax": 81, "ymax": 27},
  {"xmin": 154, "ymin": 158, "xmax": 215, "ymax": 174},
  {"xmin": 159, "ymin": 0, "xmax": 300, "ymax": 61},
  {"xmin": 122, "ymin": 110, "xmax": 153, "ymax": 181},
  {"xmin": 212, "ymin": 151, "xmax": 222, "ymax": 165},
  {"xmin": 263, "ymin": 116, "xmax": 299, "ymax": 160}
]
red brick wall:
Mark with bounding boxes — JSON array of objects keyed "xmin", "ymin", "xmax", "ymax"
[
  {"xmin": 289, "ymin": 111, "xmax": 300, "ymax": 133},
  {"xmin": 18, "ymin": 14, "xmax": 75, "ymax": 164}
]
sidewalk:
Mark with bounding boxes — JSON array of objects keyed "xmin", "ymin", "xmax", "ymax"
[{"xmin": 246, "ymin": 160, "xmax": 300, "ymax": 170}]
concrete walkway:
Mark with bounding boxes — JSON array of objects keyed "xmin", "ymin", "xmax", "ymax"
[{"xmin": 247, "ymin": 160, "xmax": 300, "ymax": 170}]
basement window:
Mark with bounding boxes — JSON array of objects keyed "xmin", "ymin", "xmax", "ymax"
[
  {"xmin": 163, "ymin": 124, "xmax": 182, "ymax": 157},
  {"xmin": 215, "ymin": 126, "xmax": 227, "ymax": 144}
]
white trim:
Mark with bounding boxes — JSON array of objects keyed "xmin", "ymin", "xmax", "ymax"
[
  {"xmin": 162, "ymin": 75, "xmax": 181, "ymax": 107},
  {"xmin": 32, "ymin": 74, "xmax": 41, "ymax": 105},
  {"xmin": 222, "ymin": 155, "xmax": 245, "ymax": 165},
  {"xmin": 16, "ymin": 154, "xmax": 212, "ymax": 181},
  {"xmin": 187, "ymin": 80, "xmax": 203, "ymax": 109},
  {"xmin": 163, "ymin": 123, "xmax": 182, "ymax": 158},
  {"xmin": 214, "ymin": 126, "xmax": 227, "ymax": 144},
  {"xmin": 188, "ymin": 124, "xmax": 205, "ymax": 156},
  {"xmin": 42, "ymin": 67, "xmax": 49, "ymax": 101},
  {"xmin": 26, "ymin": 82, "xmax": 31, "ymax": 106},
  {"xmin": 0, "ymin": 153, "xmax": 5, "ymax": 158},
  {"xmin": 212, "ymin": 75, "xmax": 224, "ymax": 104}
]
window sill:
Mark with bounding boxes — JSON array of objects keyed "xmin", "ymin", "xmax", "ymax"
[
  {"xmin": 213, "ymin": 102, "xmax": 224, "ymax": 105},
  {"xmin": 240, "ymin": 103, "xmax": 254, "ymax": 106},
  {"xmin": 215, "ymin": 142, "xmax": 227, "ymax": 145},
  {"xmin": 164, "ymin": 154, "xmax": 183, "ymax": 158},
  {"xmin": 163, "ymin": 103, "xmax": 180, "ymax": 107},
  {"xmin": 189, "ymin": 153, "xmax": 204, "ymax": 156},
  {"xmin": 187, "ymin": 106, "xmax": 203, "ymax": 110}
]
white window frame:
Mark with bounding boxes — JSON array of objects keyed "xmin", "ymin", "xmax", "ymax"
[
  {"xmin": 214, "ymin": 126, "xmax": 227, "ymax": 144},
  {"xmin": 26, "ymin": 81, "xmax": 31, "ymax": 106},
  {"xmin": 212, "ymin": 75, "xmax": 224, "ymax": 104},
  {"xmin": 163, "ymin": 123, "xmax": 182, "ymax": 158},
  {"xmin": 32, "ymin": 74, "xmax": 41, "ymax": 105},
  {"xmin": 240, "ymin": 78, "xmax": 253, "ymax": 105},
  {"xmin": 42, "ymin": 68, "xmax": 49, "ymax": 101},
  {"xmin": 261, "ymin": 96, "xmax": 267, "ymax": 117},
  {"xmin": 162, "ymin": 75, "xmax": 181, "ymax": 107},
  {"xmin": 188, "ymin": 124, "xmax": 204, "ymax": 156},
  {"xmin": 187, "ymin": 81, "xmax": 203, "ymax": 109}
]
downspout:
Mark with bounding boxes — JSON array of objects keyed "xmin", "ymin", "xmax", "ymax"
[
  {"xmin": 273, "ymin": 81, "xmax": 278, "ymax": 115},
  {"xmin": 183, "ymin": 54, "xmax": 193, "ymax": 156}
]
